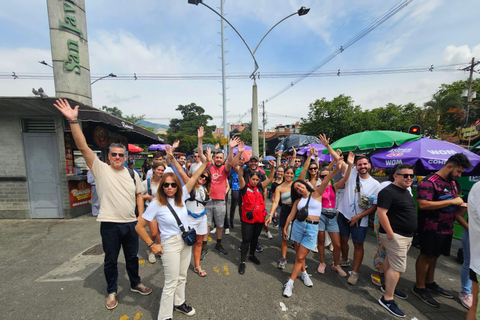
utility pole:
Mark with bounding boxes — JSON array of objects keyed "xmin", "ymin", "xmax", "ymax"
[
  {"xmin": 262, "ymin": 101, "xmax": 266, "ymax": 158},
  {"xmin": 465, "ymin": 57, "xmax": 475, "ymax": 128},
  {"xmin": 252, "ymin": 79, "xmax": 259, "ymax": 157},
  {"xmin": 220, "ymin": 0, "xmax": 228, "ymax": 154}
]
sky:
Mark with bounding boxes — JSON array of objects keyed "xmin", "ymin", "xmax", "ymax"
[{"xmin": 1, "ymin": 0, "xmax": 479, "ymax": 131}]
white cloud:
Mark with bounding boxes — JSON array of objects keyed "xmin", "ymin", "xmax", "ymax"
[{"xmin": 442, "ymin": 44, "xmax": 480, "ymax": 65}]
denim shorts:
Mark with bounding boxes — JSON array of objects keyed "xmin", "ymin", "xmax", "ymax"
[
  {"xmin": 337, "ymin": 212, "xmax": 368, "ymax": 243},
  {"xmin": 318, "ymin": 214, "xmax": 339, "ymax": 233},
  {"xmin": 290, "ymin": 220, "xmax": 318, "ymax": 251}
]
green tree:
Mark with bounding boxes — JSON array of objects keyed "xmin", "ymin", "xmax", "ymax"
[
  {"xmin": 299, "ymin": 95, "xmax": 364, "ymax": 141},
  {"xmin": 362, "ymin": 103, "xmax": 423, "ymax": 132},
  {"xmin": 168, "ymin": 103, "xmax": 216, "ymax": 136},
  {"xmin": 423, "ymin": 93, "xmax": 463, "ymax": 137}
]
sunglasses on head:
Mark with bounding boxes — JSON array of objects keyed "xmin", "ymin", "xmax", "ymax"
[
  {"xmin": 162, "ymin": 182, "xmax": 178, "ymax": 188},
  {"xmin": 397, "ymin": 173, "xmax": 415, "ymax": 179},
  {"xmin": 110, "ymin": 152, "xmax": 125, "ymax": 158}
]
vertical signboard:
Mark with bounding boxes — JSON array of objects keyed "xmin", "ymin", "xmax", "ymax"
[{"xmin": 46, "ymin": 0, "xmax": 93, "ymax": 106}]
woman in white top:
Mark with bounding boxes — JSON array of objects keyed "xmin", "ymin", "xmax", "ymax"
[
  {"xmin": 142, "ymin": 162, "xmax": 165, "ymax": 264},
  {"xmin": 282, "ymin": 161, "xmax": 341, "ymax": 298},
  {"xmin": 166, "ymin": 145, "xmax": 212, "ymax": 277},
  {"xmin": 135, "ymin": 148, "xmax": 212, "ymax": 320}
]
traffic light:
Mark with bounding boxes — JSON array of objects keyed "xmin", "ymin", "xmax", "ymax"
[{"xmin": 408, "ymin": 124, "xmax": 421, "ymax": 135}]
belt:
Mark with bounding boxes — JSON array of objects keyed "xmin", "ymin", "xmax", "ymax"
[{"xmin": 305, "ymin": 219, "xmax": 319, "ymax": 225}]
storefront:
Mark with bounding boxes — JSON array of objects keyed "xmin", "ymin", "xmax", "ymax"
[{"xmin": 0, "ymin": 97, "xmax": 164, "ymax": 219}]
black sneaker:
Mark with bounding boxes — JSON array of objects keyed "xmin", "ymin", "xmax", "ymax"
[
  {"xmin": 174, "ymin": 302, "xmax": 196, "ymax": 316},
  {"xmin": 238, "ymin": 263, "xmax": 246, "ymax": 275},
  {"xmin": 200, "ymin": 249, "xmax": 208, "ymax": 260},
  {"xmin": 249, "ymin": 255, "xmax": 261, "ymax": 265},
  {"xmin": 215, "ymin": 244, "xmax": 228, "ymax": 255},
  {"xmin": 378, "ymin": 296, "xmax": 405, "ymax": 318},
  {"xmin": 381, "ymin": 285, "xmax": 408, "ymax": 299},
  {"xmin": 412, "ymin": 286, "xmax": 440, "ymax": 308},
  {"xmin": 426, "ymin": 282, "xmax": 453, "ymax": 299},
  {"xmin": 256, "ymin": 243, "xmax": 263, "ymax": 253}
]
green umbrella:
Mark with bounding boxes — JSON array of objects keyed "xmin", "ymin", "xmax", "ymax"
[{"xmin": 322, "ymin": 130, "xmax": 422, "ymax": 154}]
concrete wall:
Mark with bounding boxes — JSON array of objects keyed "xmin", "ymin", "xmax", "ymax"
[{"xmin": 0, "ymin": 116, "xmax": 30, "ymax": 218}]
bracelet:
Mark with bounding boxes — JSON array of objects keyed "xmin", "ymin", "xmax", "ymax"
[
  {"xmin": 68, "ymin": 119, "xmax": 79, "ymax": 124},
  {"xmin": 148, "ymin": 241, "xmax": 155, "ymax": 247},
  {"xmin": 266, "ymin": 214, "xmax": 272, "ymax": 217}
]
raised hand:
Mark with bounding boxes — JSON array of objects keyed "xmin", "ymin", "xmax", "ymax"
[
  {"xmin": 215, "ymin": 142, "xmax": 220, "ymax": 151},
  {"xmin": 346, "ymin": 151, "xmax": 355, "ymax": 165},
  {"xmin": 268, "ymin": 160, "xmax": 275, "ymax": 168},
  {"xmin": 313, "ymin": 148, "xmax": 319, "ymax": 157},
  {"xmin": 292, "ymin": 147, "xmax": 297, "ymax": 157},
  {"xmin": 319, "ymin": 133, "xmax": 330, "ymax": 146},
  {"xmin": 197, "ymin": 126, "xmax": 205, "ymax": 139},
  {"xmin": 229, "ymin": 136, "xmax": 240, "ymax": 148},
  {"xmin": 172, "ymin": 140, "xmax": 180, "ymax": 150},
  {"xmin": 165, "ymin": 145, "xmax": 174, "ymax": 159},
  {"xmin": 277, "ymin": 149, "xmax": 283, "ymax": 156},
  {"xmin": 237, "ymin": 141, "xmax": 245, "ymax": 154},
  {"xmin": 53, "ymin": 99, "xmax": 78, "ymax": 120},
  {"xmin": 205, "ymin": 147, "xmax": 213, "ymax": 162},
  {"xmin": 308, "ymin": 145, "xmax": 315, "ymax": 156}
]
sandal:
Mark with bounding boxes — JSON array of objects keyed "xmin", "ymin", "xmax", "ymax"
[
  {"xmin": 317, "ymin": 263, "xmax": 326, "ymax": 274},
  {"xmin": 194, "ymin": 266, "xmax": 207, "ymax": 277},
  {"xmin": 371, "ymin": 273, "xmax": 382, "ymax": 286}
]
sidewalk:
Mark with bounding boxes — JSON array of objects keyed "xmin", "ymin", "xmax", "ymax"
[{"xmin": 0, "ymin": 200, "xmax": 469, "ymax": 320}]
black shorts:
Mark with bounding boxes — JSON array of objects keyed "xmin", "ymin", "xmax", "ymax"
[
  {"xmin": 418, "ymin": 230, "xmax": 452, "ymax": 257},
  {"xmin": 470, "ymin": 269, "xmax": 479, "ymax": 283},
  {"xmin": 279, "ymin": 204, "xmax": 292, "ymax": 229}
]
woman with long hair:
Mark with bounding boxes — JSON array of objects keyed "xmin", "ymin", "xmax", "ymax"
[
  {"xmin": 166, "ymin": 146, "xmax": 212, "ymax": 277},
  {"xmin": 141, "ymin": 158, "xmax": 151, "ymax": 180},
  {"xmin": 235, "ymin": 142, "xmax": 275, "ymax": 274},
  {"xmin": 269, "ymin": 164, "xmax": 296, "ymax": 269},
  {"xmin": 315, "ymin": 153, "xmax": 354, "ymax": 277},
  {"xmin": 281, "ymin": 161, "xmax": 342, "ymax": 298},
  {"xmin": 142, "ymin": 162, "xmax": 166, "ymax": 264},
  {"xmin": 135, "ymin": 148, "xmax": 212, "ymax": 320}
]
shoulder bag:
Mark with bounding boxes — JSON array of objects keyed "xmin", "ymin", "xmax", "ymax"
[
  {"xmin": 166, "ymin": 202, "xmax": 197, "ymax": 246},
  {"xmin": 296, "ymin": 192, "xmax": 311, "ymax": 222}
]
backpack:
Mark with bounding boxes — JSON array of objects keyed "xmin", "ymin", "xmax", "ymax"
[{"xmin": 127, "ymin": 168, "xmax": 139, "ymax": 217}]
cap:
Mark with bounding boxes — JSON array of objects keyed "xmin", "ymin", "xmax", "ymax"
[
  {"xmin": 164, "ymin": 167, "xmax": 174, "ymax": 174},
  {"xmin": 249, "ymin": 155, "xmax": 259, "ymax": 162}
]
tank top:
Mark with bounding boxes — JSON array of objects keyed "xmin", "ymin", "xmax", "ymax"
[
  {"xmin": 322, "ymin": 185, "xmax": 335, "ymax": 209},
  {"xmin": 297, "ymin": 194, "xmax": 322, "ymax": 217},
  {"xmin": 281, "ymin": 191, "xmax": 292, "ymax": 204}
]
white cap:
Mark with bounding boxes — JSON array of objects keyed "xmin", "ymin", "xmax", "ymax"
[{"xmin": 164, "ymin": 167, "xmax": 174, "ymax": 174}]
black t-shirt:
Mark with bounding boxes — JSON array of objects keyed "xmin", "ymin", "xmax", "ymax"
[
  {"xmin": 378, "ymin": 183, "xmax": 417, "ymax": 237},
  {"xmin": 243, "ymin": 167, "xmax": 266, "ymax": 183}
]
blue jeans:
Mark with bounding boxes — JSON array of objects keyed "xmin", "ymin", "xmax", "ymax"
[
  {"xmin": 461, "ymin": 230, "xmax": 472, "ymax": 294},
  {"xmin": 100, "ymin": 222, "xmax": 141, "ymax": 294}
]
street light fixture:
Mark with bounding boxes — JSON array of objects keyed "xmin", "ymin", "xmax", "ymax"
[
  {"xmin": 189, "ymin": 0, "xmax": 310, "ymax": 156},
  {"xmin": 90, "ymin": 73, "xmax": 117, "ymax": 85},
  {"xmin": 38, "ymin": 60, "xmax": 53, "ymax": 68}
]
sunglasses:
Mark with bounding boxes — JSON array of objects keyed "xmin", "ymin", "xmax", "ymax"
[
  {"xmin": 309, "ymin": 167, "xmax": 318, "ymax": 170},
  {"xmin": 110, "ymin": 153, "xmax": 125, "ymax": 158},
  {"xmin": 162, "ymin": 182, "xmax": 178, "ymax": 188},
  {"xmin": 397, "ymin": 173, "xmax": 415, "ymax": 179},
  {"xmin": 200, "ymin": 174, "xmax": 209, "ymax": 180},
  {"xmin": 319, "ymin": 174, "xmax": 327, "ymax": 179},
  {"xmin": 194, "ymin": 156, "xmax": 199, "ymax": 158},
  {"xmin": 295, "ymin": 160, "xmax": 301, "ymax": 163}
]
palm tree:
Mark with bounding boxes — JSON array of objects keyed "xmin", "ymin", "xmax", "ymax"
[{"xmin": 423, "ymin": 93, "xmax": 463, "ymax": 137}]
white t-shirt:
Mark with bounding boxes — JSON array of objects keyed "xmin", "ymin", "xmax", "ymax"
[
  {"xmin": 189, "ymin": 162, "xmax": 203, "ymax": 175},
  {"xmin": 91, "ymin": 157, "xmax": 144, "ymax": 223},
  {"xmin": 142, "ymin": 186, "xmax": 190, "ymax": 242},
  {"xmin": 146, "ymin": 168, "xmax": 153, "ymax": 180},
  {"xmin": 468, "ymin": 181, "xmax": 480, "ymax": 275},
  {"xmin": 337, "ymin": 168, "xmax": 381, "ymax": 227},
  {"xmin": 185, "ymin": 185, "xmax": 207, "ymax": 214},
  {"xmin": 141, "ymin": 179, "xmax": 160, "ymax": 207}
]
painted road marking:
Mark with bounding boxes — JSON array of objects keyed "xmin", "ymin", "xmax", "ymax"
[
  {"xmin": 213, "ymin": 266, "xmax": 230, "ymax": 275},
  {"xmin": 119, "ymin": 312, "xmax": 143, "ymax": 320}
]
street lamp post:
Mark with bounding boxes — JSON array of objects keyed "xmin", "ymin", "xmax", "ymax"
[{"xmin": 189, "ymin": 0, "xmax": 309, "ymax": 156}]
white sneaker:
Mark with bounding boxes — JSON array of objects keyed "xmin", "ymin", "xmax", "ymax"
[
  {"xmin": 266, "ymin": 231, "xmax": 273, "ymax": 239},
  {"xmin": 225, "ymin": 228, "xmax": 230, "ymax": 235},
  {"xmin": 283, "ymin": 282, "xmax": 294, "ymax": 297},
  {"xmin": 301, "ymin": 272, "xmax": 313, "ymax": 287},
  {"xmin": 210, "ymin": 228, "xmax": 216, "ymax": 234},
  {"xmin": 147, "ymin": 250, "xmax": 156, "ymax": 264}
]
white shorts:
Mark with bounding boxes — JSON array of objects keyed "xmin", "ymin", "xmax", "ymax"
[{"xmin": 187, "ymin": 214, "xmax": 208, "ymax": 235}]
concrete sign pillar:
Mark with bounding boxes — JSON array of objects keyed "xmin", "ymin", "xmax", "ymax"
[{"xmin": 46, "ymin": 0, "xmax": 92, "ymax": 106}]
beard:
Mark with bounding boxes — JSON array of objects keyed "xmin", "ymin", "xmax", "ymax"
[{"xmin": 447, "ymin": 170, "xmax": 456, "ymax": 181}]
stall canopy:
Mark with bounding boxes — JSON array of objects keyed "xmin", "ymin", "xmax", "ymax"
[
  {"xmin": 128, "ymin": 144, "xmax": 144, "ymax": 152},
  {"xmin": 0, "ymin": 97, "xmax": 165, "ymax": 144},
  {"xmin": 148, "ymin": 144, "xmax": 171, "ymax": 151}
]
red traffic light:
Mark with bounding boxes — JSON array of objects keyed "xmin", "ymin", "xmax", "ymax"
[{"xmin": 408, "ymin": 125, "xmax": 421, "ymax": 135}]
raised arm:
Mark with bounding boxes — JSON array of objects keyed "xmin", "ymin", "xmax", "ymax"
[
  {"xmin": 165, "ymin": 140, "xmax": 180, "ymax": 166},
  {"xmin": 197, "ymin": 126, "xmax": 206, "ymax": 163},
  {"xmin": 276, "ymin": 149, "xmax": 283, "ymax": 169},
  {"xmin": 333, "ymin": 152, "xmax": 354, "ymax": 191},
  {"xmin": 289, "ymin": 147, "xmax": 297, "ymax": 167},
  {"xmin": 313, "ymin": 148, "xmax": 320, "ymax": 167},
  {"xmin": 297, "ymin": 146, "xmax": 314, "ymax": 181},
  {"xmin": 319, "ymin": 133, "xmax": 346, "ymax": 173},
  {"xmin": 314, "ymin": 164, "xmax": 340, "ymax": 197},
  {"xmin": 261, "ymin": 160, "xmax": 276, "ymax": 189},
  {"xmin": 186, "ymin": 148, "xmax": 212, "ymax": 193},
  {"xmin": 225, "ymin": 136, "xmax": 239, "ymax": 173},
  {"xmin": 235, "ymin": 159, "xmax": 246, "ymax": 189},
  {"xmin": 53, "ymin": 99, "xmax": 95, "ymax": 169},
  {"xmin": 166, "ymin": 144, "xmax": 189, "ymax": 185},
  {"xmin": 232, "ymin": 140, "xmax": 245, "ymax": 169}
]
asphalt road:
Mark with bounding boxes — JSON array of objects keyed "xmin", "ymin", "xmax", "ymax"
[{"xmin": 0, "ymin": 199, "xmax": 469, "ymax": 320}]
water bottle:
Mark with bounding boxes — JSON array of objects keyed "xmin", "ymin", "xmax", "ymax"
[
  {"xmin": 280, "ymin": 143, "xmax": 284, "ymax": 152},
  {"xmin": 369, "ymin": 196, "xmax": 374, "ymax": 207}
]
